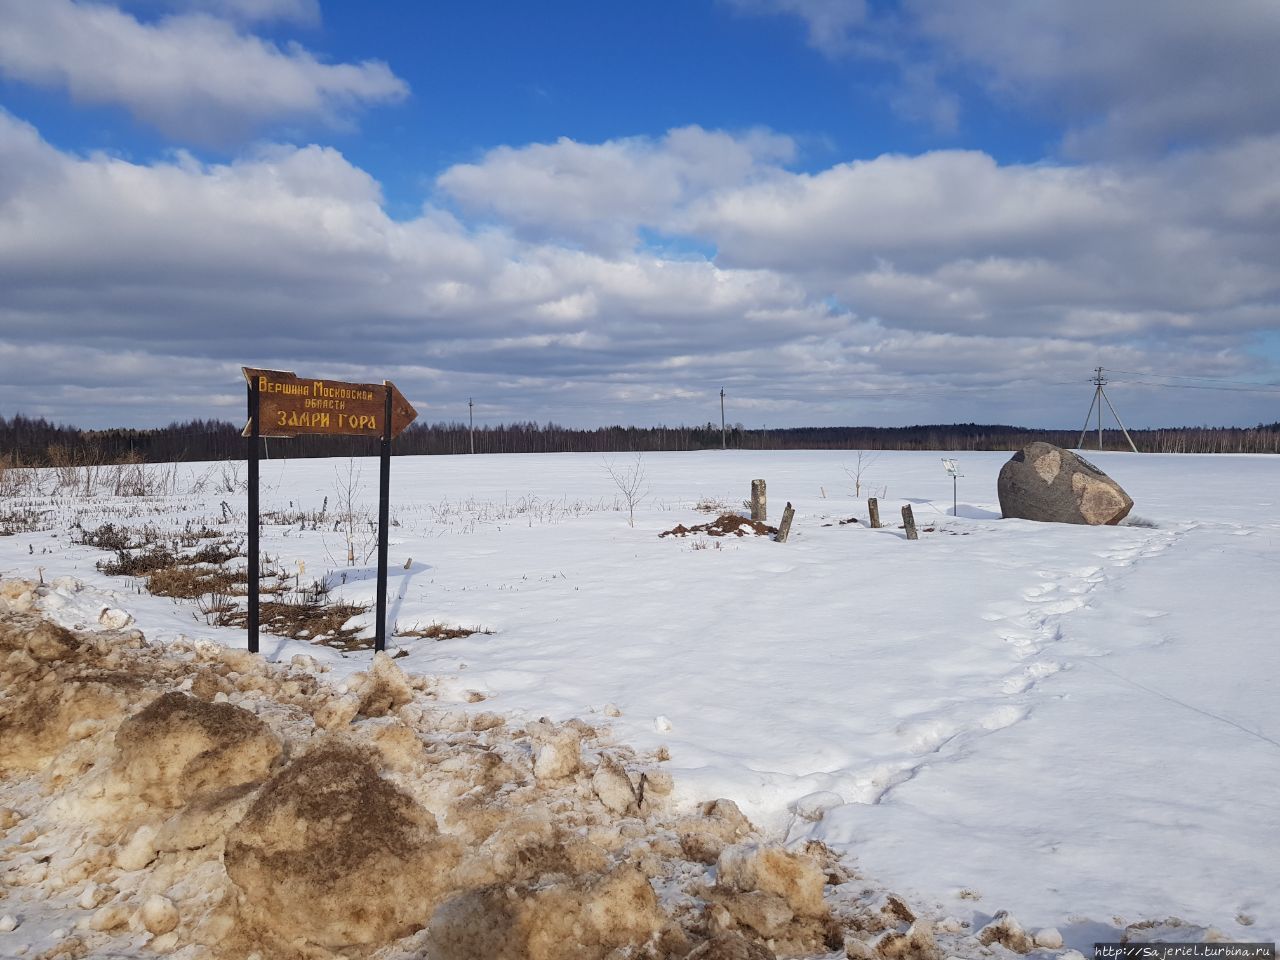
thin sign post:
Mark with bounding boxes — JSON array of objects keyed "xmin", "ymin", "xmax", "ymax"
[
  {"xmin": 375, "ymin": 386, "xmax": 393, "ymax": 651},
  {"xmin": 242, "ymin": 367, "xmax": 417, "ymax": 657},
  {"xmin": 942, "ymin": 458, "xmax": 962, "ymax": 518},
  {"xmin": 247, "ymin": 378, "xmax": 260, "ymax": 654}
]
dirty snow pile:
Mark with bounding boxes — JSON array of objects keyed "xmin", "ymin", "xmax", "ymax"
[{"xmin": 0, "ymin": 575, "xmax": 1101, "ymax": 960}]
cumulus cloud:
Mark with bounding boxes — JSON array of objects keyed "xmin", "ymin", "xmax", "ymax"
[
  {"xmin": 909, "ymin": 0, "xmax": 1280, "ymax": 156},
  {"xmin": 684, "ymin": 141, "xmax": 1280, "ymax": 339},
  {"xmin": 0, "ymin": 110, "xmax": 1275, "ymax": 429},
  {"xmin": 0, "ymin": 0, "xmax": 407, "ymax": 144},
  {"xmin": 0, "ymin": 112, "xmax": 843, "ymax": 426},
  {"xmin": 725, "ymin": 0, "xmax": 1280, "ymax": 155},
  {"xmin": 437, "ymin": 126, "xmax": 795, "ymax": 252}
]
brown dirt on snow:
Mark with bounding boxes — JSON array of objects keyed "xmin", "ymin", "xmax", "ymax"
[{"xmin": 660, "ymin": 513, "xmax": 778, "ymax": 539}]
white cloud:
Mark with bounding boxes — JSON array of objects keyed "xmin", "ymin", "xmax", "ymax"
[
  {"xmin": 725, "ymin": 0, "xmax": 1280, "ymax": 155},
  {"xmin": 724, "ymin": 0, "xmax": 869, "ymax": 55},
  {"xmin": 124, "ymin": 0, "xmax": 320, "ymax": 23},
  {"xmin": 0, "ymin": 0, "xmax": 407, "ymax": 144},
  {"xmin": 908, "ymin": 0, "xmax": 1280, "ymax": 155},
  {"xmin": 0, "ymin": 111, "xmax": 1275, "ymax": 429},
  {"xmin": 437, "ymin": 126, "xmax": 795, "ymax": 252},
  {"xmin": 684, "ymin": 140, "xmax": 1280, "ymax": 339}
]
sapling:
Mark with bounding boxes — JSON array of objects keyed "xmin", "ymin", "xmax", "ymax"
[{"xmin": 603, "ymin": 453, "xmax": 649, "ymax": 528}]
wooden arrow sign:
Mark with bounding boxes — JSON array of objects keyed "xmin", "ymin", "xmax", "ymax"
[{"xmin": 242, "ymin": 368, "xmax": 418, "ymax": 439}]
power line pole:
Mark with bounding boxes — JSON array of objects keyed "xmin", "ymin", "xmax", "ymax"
[
  {"xmin": 1076, "ymin": 367, "xmax": 1139, "ymax": 453},
  {"xmin": 720, "ymin": 388, "xmax": 726, "ymax": 450},
  {"xmin": 468, "ymin": 398, "xmax": 475, "ymax": 454}
]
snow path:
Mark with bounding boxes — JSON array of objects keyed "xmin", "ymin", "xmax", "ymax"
[
  {"xmin": 2, "ymin": 449, "xmax": 1276, "ymax": 944},
  {"xmin": 818, "ymin": 511, "xmax": 1280, "ymax": 947}
]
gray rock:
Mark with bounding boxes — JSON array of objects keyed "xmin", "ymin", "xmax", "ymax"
[{"xmin": 998, "ymin": 442, "xmax": 1133, "ymax": 525}]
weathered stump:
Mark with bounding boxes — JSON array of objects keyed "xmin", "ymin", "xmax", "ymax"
[
  {"xmin": 751, "ymin": 479, "xmax": 766, "ymax": 522},
  {"xmin": 776, "ymin": 502, "xmax": 795, "ymax": 543},
  {"xmin": 901, "ymin": 504, "xmax": 918, "ymax": 540},
  {"xmin": 868, "ymin": 498, "xmax": 881, "ymax": 529}
]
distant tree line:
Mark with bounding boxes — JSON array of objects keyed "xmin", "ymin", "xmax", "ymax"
[{"xmin": 2, "ymin": 414, "xmax": 1278, "ymax": 467}]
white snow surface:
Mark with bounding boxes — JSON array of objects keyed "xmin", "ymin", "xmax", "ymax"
[{"xmin": 2, "ymin": 448, "xmax": 1277, "ymax": 949}]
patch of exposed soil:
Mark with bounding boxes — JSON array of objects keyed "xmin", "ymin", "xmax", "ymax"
[{"xmin": 659, "ymin": 514, "xmax": 778, "ymax": 539}]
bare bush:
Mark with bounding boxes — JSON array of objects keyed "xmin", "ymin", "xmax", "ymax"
[
  {"xmin": 0, "ymin": 455, "xmax": 38, "ymax": 498},
  {"xmin": 327, "ymin": 459, "xmax": 377, "ymax": 567},
  {"xmin": 110, "ymin": 460, "xmax": 180, "ymax": 497},
  {"xmin": 604, "ymin": 454, "xmax": 649, "ymax": 528},
  {"xmin": 844, "ymin": 450, "xmax": 881, "ymax": 498}
]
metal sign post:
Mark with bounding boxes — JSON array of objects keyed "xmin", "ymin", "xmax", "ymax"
[
  {"xmin": 374, "ymin": 385, "xmax": 393, "ymax": 651},
  {"xmin": 247, "ymin": 378, "xmax": 260, "ymax": 654},
  {"xmin": 242, "ymin": 367, "xmax": 417, "ymax": 657},
  {"xmin": 941, "ymin": 458, "xmax": 962, "ymax": 518}
]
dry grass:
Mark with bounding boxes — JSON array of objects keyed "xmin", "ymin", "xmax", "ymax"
[
  {"xmin": 395, "ymin": 621, "xmax": 494, "ymax": 642},
  {"xmin": 0, "ymin": 506, "xmax": 50, "ymax": 536},
  {"xmin": 98, "ymin": 545, "xmax": 179, "ymax": 577},
  {"xmin": 77, "ymin": 516, "xmax": 375, "ymax": 653},
  {"xmin": 146, "ymin": 565, "xmax": 244, "ymax": 599},
  {"xmin": 692, "ymin": 496, "xmax": 731, "ymax": 514},
  {"xmin": 221, "ymin": 599, "xmax": 372, "ymax": 651}
]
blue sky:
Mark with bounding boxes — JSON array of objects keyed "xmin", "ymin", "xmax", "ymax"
[{"xmin": 1, "ymin": 0, "xmax": 1279, "ymax": 430}]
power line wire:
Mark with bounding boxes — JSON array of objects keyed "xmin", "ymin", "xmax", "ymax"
[
  {"xmin": 1109, "ymin": 378, "xmax": 1280, "ymax": 395},
  {"xmin": 1107, "ymin": 368, "xmax": 1279, "ymax": 387}
]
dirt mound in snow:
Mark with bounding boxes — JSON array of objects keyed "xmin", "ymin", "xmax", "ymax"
[
  {"xmin": 660, "ymin": 514, "xmax": 778, "ymax": 539},
  {"xmin": 425, "ymin": 865, "xmax": 667, "ymax": 960},
  {"xmin": 226, "ymin": 743, "xmax": 462, "ymax": 953},
  {"xmin": 0, "ymin": 576, "xmax": 1041, "ymax": 960},
  {"xmin": 113, "ymin": 692, "xmax": 282, "ymax": 808}
]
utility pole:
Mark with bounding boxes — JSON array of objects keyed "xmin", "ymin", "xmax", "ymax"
[
  {"xmin": 1077, "ymin": 367, "xmax": 1139, "ymax": 453},
  {"xmin": 720, "ymin": 388, "xmax": 726, "ymax": 450},
  {"xmin": 468, "ymin": 398, "xmax": 475, "ymax": 454}
]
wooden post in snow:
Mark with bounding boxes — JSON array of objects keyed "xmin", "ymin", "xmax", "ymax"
[
  {"xmin": 901, "ymin": 504, "xmax": 918, "ymax": 540},
  {"xmin": 776, "ymin": 502, "xmax": 795, "ymax": 543},
  {"xmin": 751, "ymin": 479, "xmax": 766, "ymax": 522},
  {"xmin": 868, "ymin": 497, "xmax": 881, "ymax": 529}
]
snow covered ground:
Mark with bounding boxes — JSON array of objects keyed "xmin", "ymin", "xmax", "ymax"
[{"xmin": 2, "ymin": 448, "xmax": 1277, "ymax": 951}]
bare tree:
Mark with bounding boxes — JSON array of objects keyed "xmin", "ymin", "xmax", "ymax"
[
  {"xmin": 329, "ymin": 459, "xmax": 377, "ymax": 566},
  {"xmin": 844, "ymin": 450, "xmax": 881, "ymax": 498},
  {"xmin": 604, "ymin": 453, "xmax": 649, "ymax": 528}
]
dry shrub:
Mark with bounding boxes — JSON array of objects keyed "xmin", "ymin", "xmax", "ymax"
[
  {"xmin": 220, "ymin": 598, "xmax": 371, "ymax": 650},
  {"xmin": 396, "ymin": 621, "xmax": 494, "ymax": 641},
  {"xmin": 146, "ymin": 565, "xmax": 242, "ymax": 599},
  {"xmin": 97, "ymin": 545, "xmax": 179, "ymax": 577},
  {"xmin": 74, "ymin": 523, "xmax": 138, "ymax": 552}
]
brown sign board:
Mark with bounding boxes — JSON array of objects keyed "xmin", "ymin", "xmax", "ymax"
[{"xmin": 242, "ymin": 368, "xmax": 418, "ymax": 439}]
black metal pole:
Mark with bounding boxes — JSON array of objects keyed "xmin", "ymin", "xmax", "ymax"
[
  {"xmin": 374, "ymin": 385, "xmax": 392, "ymax": 652},
  {"xmin": 247, "ymin": 379, "xmax": 260, "ymax": 654}
]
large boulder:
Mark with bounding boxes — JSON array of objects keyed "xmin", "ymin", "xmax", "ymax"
[{"xmin": 998, "ymin": 442, "xmax": 1133, "ymax": 525}]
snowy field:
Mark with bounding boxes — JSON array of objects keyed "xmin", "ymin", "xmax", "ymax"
[{"xmin": 2, "ymin": 448, "xmax": 1277, "ymax": 950}]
